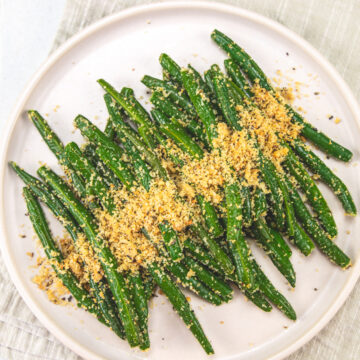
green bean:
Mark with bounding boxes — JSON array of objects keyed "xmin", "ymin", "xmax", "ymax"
[
  {"xmin": 268, "ymin": 228, "xmax": 292, "ymax": 259},
  {"xmin": 120, "ymin": 87, "xmax": 160, "ymax": 149},
  {"xmin": 204, "ymin": 70, "xmax": 215, "ymax": 93},
  {"xmin": 290, "ymin": 110, "xmax": 352, "ymax": 162},
  {"xmin": 240, "ymin": 184, "xmax": 252, "ymax": 228},
  {"xmin": 252, "ymin": 217, "xmax": 296, "ymax": 287},
  {"xmin": 135, "ymin": 124, "xmax": 157, "ymax": 150},
  {"xmin": 159, "ymin": 53, "xmax": 182, "ymax": 85},
  {"xmin": 64, "ymin": 142, "xmax": 115, "ymax": 212},
  {"xmin": 74, "ymin": 114, "xmax": 124, "ymax": 154},
  {"xmin": 89, "ymin": 277, "xmax": 126, "ymax": 339},
  {"xmin": 10, "ymin": 162, "xmax": 77, "ymax": 237},
  {"xmin": 188, "ymin": 65, "xmax": 211, "ymax": 94},
  {"xmin": 158, "ymin": 221, "xmax": 183, "ymax": 262},
  {"xmin": 120, "ymin": 87, "xmax": 150, "ymax": 121},
  {"xmin": 99, "ymin": 81, "xmax": 151, "ymax": 128},
  {"xmin": 142, "ymin": 274, "xmax": 157, "ymax": 301},
  {"xmin": 260, "ymin": 159, "xmax": 286, "ymax": 231},
  {"xmin": 243, "ymin": 288, "xmax": 273, "ymax": 312},
  {"xmin": 95, "ymin": 145, "xmax": 136, "ymax": 191},
  {"xmin": 284, "ymin": 176, "xmax": 351, "ymax": 268},
  {"xmin": 83, "ymin": 144, "xmax": 122, "ymax": 189},
  {"xmin": 112, "ymin": 93, "xmax": 184, "ymax": 166},
  {"xmin": 104, "ymin": 117, "xmax": 116, "ymax": 140},
  {"xmin": 165, "ymin": 260, "xmax": 223, "ymax": 306},
  {"xmin": 148, "ymin": 262, "xmax": 214, "ymax": 354},
  {"xmin": 162, "ymin": 68, "xmax": 172, "ymax": 82},
  {"xmin": 251, "ymin": 261, "xmax": 296, "ymax": 320},
  {"xmin": 292, "ymin": 139, "xmax": 356, "ymax": 215},
  {"xmin": 128, "ymin": 273, "xmax": 150, "ymax": 350},
  {"xmin": 191, "ymin": 223, "xmax": 234, "ymax": 276},
  {"xmin": 104, "ymin": 94, "xmax": 152, "ymax": 191},
  {"xmin": 210, "ymin": 67, "xmax": 242, "ymax": 131},
  {"xmin": 183, "ymin": 239, "xmax": 272, "ymax": 312},
  {"xmin": 224, "ymin": 59, "xmax": 253, "ymax": 98},
  {"xmin": 190, "ymin": 64, "xmax": 224, "ymax": 118},
  {"xmin": 104, "ymin": 104, "xmax": 168, "ymax": 181},
  {"xmin": 75, "ymin": 115, "xmax": 138, "ymax": 190},
  {"xmin": 225, "ymin": 183, "xmax": 254, "ymax": 288},
  {"xmin": 181, "ymin": 68, "xmax": 218, "ymax": 144},
  {"xmin": 37, "ymin": 166, "xmax": 141, "ymax": 347},
  {"xmin": 183, "ymin": 238, "xmax": 224, "ymax": 275},
  {"xmin": 142, "ymin": 75, "xmax": 196, "ymax": 117},
  {"xmin": 276, "ymin": 174, "xmax": 296, "ymax": 239},
  {"xmin": 182, "ymin": 256, "xmax": 233, "ymax": 302},
  {"xmin": 196, "ymin": 195, "xmax": 224, "ymax": 238},
  {"xmin": 142, "ymin": 229, "xmax": 222, "ymax": 305},
  {"xmin": 121, "ymin": 138, "xmax": 152, "ymax": 191},
  {"xmin": 150, "ymin": 91, "xmax": 209, "ymax": 147},
  {"xmin": 285, "ymin": 147, "xmax": 337, "ymax": 237},
  {"xmin": 151, "ymin": 109, "xmax": 204, "ymax": 160},
  {"xmin": 23, "ymin": 187, "xmax": 107, "ymax": 324},
  {"xmin": 293, "ymin": 221, "xmax": 315, "ymax": 256},
  {"xmin": 253, "ymin": 187, "xmax": 267, "ymax": 221},
  {"xmin": 279, "ymin": 175, "xmax": 314, "ymax": 257},
  {"xmin": 212, "ymin": 30, "xmax": 268, "ymax": 90},
  {"xmin": 98, "ymin": 80, "xmax": 159, "ymax": 149},
  {"xmin": 28, "ymin": 110, "xmax": 86, "ymax": 197},
  {"xmin": 222, "ymin": 61, "xmax": 340, "ymax": 242}
]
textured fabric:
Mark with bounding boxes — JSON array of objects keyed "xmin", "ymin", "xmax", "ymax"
[{"xmin": 1, "ymin": 0, "xmax": 359, "ymax": 359}]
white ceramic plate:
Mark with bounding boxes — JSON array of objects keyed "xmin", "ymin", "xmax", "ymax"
[{"xmin": 1, "ymin": 2, "xmax": 360, "ymax": 360}]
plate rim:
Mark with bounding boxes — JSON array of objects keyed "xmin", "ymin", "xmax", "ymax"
[{"xmin": 1, "ymin": 2, "xmax": 360, "ymax": 360}]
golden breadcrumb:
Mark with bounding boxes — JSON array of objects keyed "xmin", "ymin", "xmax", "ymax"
[
  {"xmin": 174, "ymin": 123, "xmax": 260, "ymax": 205},
  {"xmin": 96, "ymin": 178, "xmax": 198, "ymax": 273},
  {"xmin": 32, "ymin": 256, "xmax": 70, "ymax": 305},
  {"xmin": 252, "ymin": 83, "xmax": 303, "ymax": 143}
]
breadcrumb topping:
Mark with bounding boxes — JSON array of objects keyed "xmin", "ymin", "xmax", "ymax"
[
  {"xmin": 175, "ymin": 123, "xmax": 259, "ymax": 204},
  {"xmin": 32, "ymin": 256, "xmax": 70, "ymax": 305},
  {"xmin": 96, "ymin": 178, "xmax": 197, "ymax": 273},
  {"xmin": 252, "ymin": 83, "xmax": 303, "ymax": 144}
]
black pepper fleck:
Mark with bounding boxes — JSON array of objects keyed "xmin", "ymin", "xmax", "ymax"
[
  {"xmin": 314, "ymin": 92, "xmax": 320, "ymax": 95},
  {"xmin": 328, "ymin": 115, "xmax": 334, "ymax": 120},
  {"xmin": 314, "ymin": 288, "xmax": 318, "ymax": 291},
  {"xmin": 286, "ymin": 52, "xmax": 289, "ymax": 56}
]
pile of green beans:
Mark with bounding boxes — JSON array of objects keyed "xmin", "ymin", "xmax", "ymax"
[{"xmin": 10, "ymin": 29, "xmax": 355, "ymax": 355}]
